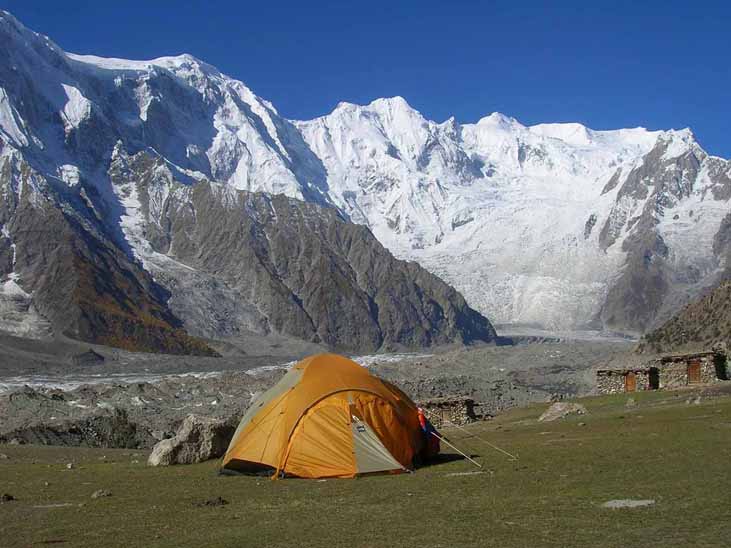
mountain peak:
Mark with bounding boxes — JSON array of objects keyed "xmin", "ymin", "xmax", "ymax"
[
  {"xmin": 324, "ymin": 96, "xmax": 423, "ymax": 124},
  {"xmin": 529, "ymin": 122, "xmax": 594, "ymax": 146},
  {"xmin": 0, "ymin": 10, "xmax": 24, "ymax": 32},
  {"xmin": 655, "ymin": 127, "xmax": 699, "ymax": 159},
  {"xmin": 0, "ymin": 9, "xmax": 64, "ymax": 57},
  {"xmin": 366, "ymin": 96, "xmax": 426, "ymax": 127},
  {"xmin": 369, "ymin": 95, "xmax": 412, "ymax": 109},
  {"xmin": 663, "ymin": 127, "xmax": 695, "ymax": 141},
  {"xmin": 329, "ymin": 96, "xmax": 415, "ymax": 112},
  {"xmin": 476, "ymin": 112, "xmax": 523, "ymax": 130}
]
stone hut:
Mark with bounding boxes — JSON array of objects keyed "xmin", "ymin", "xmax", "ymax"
[
  {"xmin": 653, "ymin": 351, "xmax": 728, "ymax": 388},
  {"xmin": 596, "ymin": 349, "xmax": 728, "ymax": 394},
  {"xmin": 596, "ymin": 367, "xmax": 657, "ymax": 394},
  {"xmin": 416, "ymin": 397, "xmax": 477, "ymax": 427}
]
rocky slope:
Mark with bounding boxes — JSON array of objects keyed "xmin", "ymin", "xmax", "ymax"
[
  {"xmin": 637, "ymin": 280, "xmax": 731, "ymax": 354},
  {"xmin": 109, "ymin": 148, "xmax": 494, "ymax": 351},
  {"xmin": 0, "ymin": 149, "xmax": 215, "ymax": 355},
  {"xmin": 0, "ymin": 372, "xmax": 278, "ymax": 448},
  {"xmin": 1, "ymin": 10, "xmax": 729, "ymax": 345}
]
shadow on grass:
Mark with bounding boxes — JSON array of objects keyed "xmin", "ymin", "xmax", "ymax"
[{"xmin": 417, "ymin": 452, "xmax": 479, "ymax": 469}]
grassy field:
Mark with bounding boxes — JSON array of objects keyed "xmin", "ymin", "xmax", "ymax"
[{"xmin": 2, "ymin": 386, "xmax": 730, "ymax": 548}]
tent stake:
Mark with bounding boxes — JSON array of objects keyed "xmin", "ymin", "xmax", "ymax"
[{"xmin": 430, "ymin": 432, "xmax": 482, "ymax": 468}]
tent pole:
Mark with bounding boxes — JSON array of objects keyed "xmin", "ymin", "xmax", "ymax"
[{"xmin": 430, "ymin": 432, "xmax": 482, "ymax": 468}]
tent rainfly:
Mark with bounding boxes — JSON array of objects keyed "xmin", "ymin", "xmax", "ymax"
[{"xmin": 221, "ymin": 353, "xmax": 431, "ymax": 478}]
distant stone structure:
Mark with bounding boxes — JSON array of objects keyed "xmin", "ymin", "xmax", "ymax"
[
  {"xmin": 596, "ymin": 368, "xmax": 655, "ymax": 394},
  {"xmin": 416, "ymin": 397, "xmax": 477, "ymax": 427},
  {"xmin": 69, "ymin": 349, "xmax": 105, "ymax": 367},
  {"xmin": 596, "ymin": 350, "xmax": 728, "ymax": 394}
]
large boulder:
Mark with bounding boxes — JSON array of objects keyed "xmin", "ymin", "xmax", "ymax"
[
  {"xmin": 538, "ymin": 402, "xmax": 588, "ymax": 422},
  {"xmin": 147, "ymin": 415, "xmax": 236, "ymax": 466}
]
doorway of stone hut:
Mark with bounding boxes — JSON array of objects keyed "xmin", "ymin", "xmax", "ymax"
[
  {"xmin": 625, "ymin": 371, "xmax": 637, "ymax": 392},
  {"xmin": 687, "ymin": 359, "xmax": 701, "ymax": 384},
  {"xmin": 648, "ymin": 367, "xmax": 660, "ymax": 390}
]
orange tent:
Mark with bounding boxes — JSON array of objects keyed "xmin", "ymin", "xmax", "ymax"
[{"xmin": 221, "ymin": 353, "xmax": 429, "ymax": 478}]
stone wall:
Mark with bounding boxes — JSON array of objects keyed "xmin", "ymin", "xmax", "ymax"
[
  {"xmin": 596, "ymin": 370, "xmax": 650, "ymax": 395},
  {"xmin": 596, "ymin": 371, "xmax": 625, "ymax": 394},
  {"xmin": 417, "ymin": 398, "xmax": 476, "ymax": 427},
  {"xmin": 598, "ymin": 352, "xmax": 729, "ymax": 394},
  {"xmin": 657, "ymin": 360, "xmax": 688, "ymax": 389},
  {"xmin": 658, "ymin": 353, "xmax": 725, "ymax": 388}
]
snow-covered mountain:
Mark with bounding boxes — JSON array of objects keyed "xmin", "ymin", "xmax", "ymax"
[
  {"xmin": 0, "ymin": 11, "xmax": 494, "ymax": 352},
  {"xmin": 296, "ymin": 99, "xmax": 731, "ymax": 334},
  {"xmin": 1, "ymin": 10, "xmax": 729, "ymax": 345}
]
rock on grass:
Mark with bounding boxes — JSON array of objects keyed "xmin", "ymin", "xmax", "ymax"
[
  {"xmin": 538, "ymin": 402, "xmax": 587, "ymax": 422},
  {"xmin": 147, "ymin": 415, "xmax": 235, "ymax": 466},
  {"xmin": 602, "ymin": 499, "xmax": 655, "ymax": 509}
]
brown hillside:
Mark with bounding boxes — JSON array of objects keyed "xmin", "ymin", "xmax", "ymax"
[{"xmin": 637, "ymin": 279, "xmax": 731, "ymax": 353}]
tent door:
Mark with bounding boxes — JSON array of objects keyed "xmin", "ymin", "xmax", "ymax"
[{"xmin": 350, "ymin": 415, "xmax": 405, "ymax": 475}]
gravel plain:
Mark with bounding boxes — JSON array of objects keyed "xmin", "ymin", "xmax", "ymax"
[{"xmin": 0, "ymin": 330, "xmax": 638, "ymax": 447}]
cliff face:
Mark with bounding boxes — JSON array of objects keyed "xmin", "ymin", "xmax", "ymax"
[{"xmin": 0, "ymin": 153, "xmax": 216, "ymax": 355}]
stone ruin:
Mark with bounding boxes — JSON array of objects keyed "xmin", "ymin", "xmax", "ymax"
[
  {"xmin": 596, "ymin": 350, "xmax": 729, "ymax": 395},
  {"xmin": 416, "ymin": 397, "xmax": 478, "ymax": 427}
]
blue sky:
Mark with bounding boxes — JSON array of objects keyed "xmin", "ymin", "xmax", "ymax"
[{"xmin": 4, "ymin": 0, "xmax": 730, "ymax": 157}]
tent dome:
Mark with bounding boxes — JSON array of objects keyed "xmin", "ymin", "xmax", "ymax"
[{"xmin": 221, "ymin": 353, "xmax": 427, "ymax": 478}]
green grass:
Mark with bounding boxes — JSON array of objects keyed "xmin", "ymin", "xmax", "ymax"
[{"xmin": 2, "ymin": 388, "xmax": 730, "ymax": 548}]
